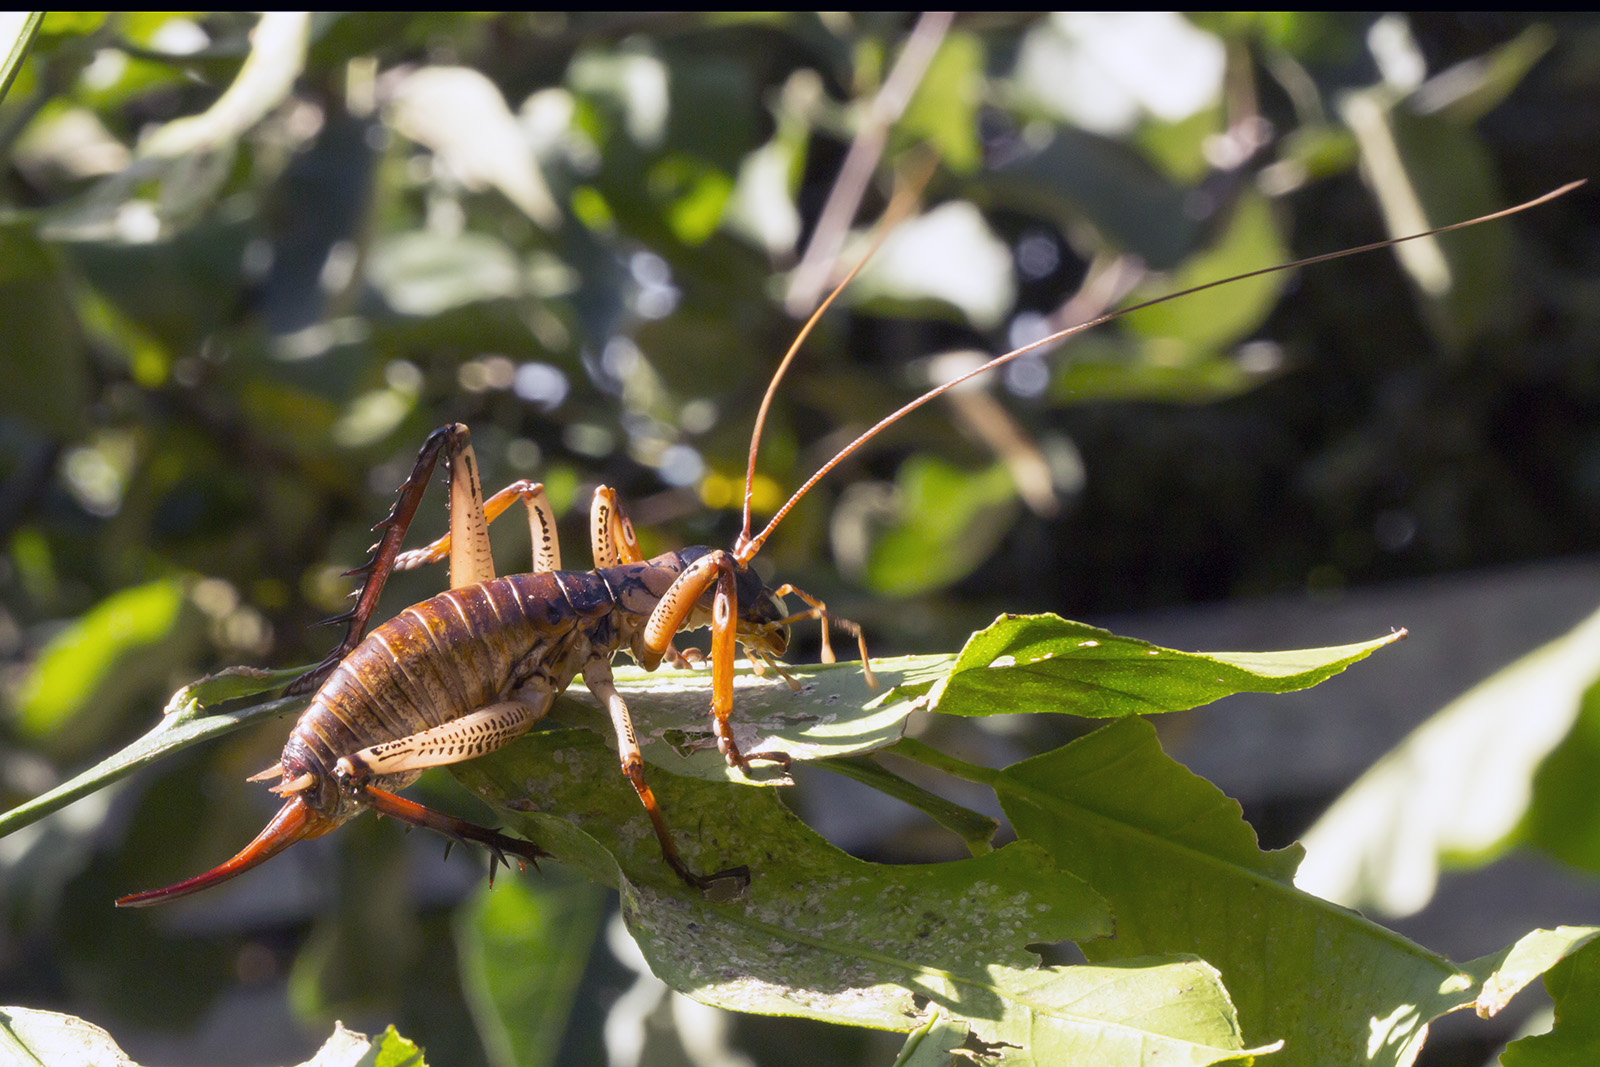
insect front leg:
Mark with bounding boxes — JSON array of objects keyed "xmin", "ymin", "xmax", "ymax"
[
  {"xmin": 772, "ymin": 583, "xmax": 878, "ymax": 688},
  {"xmin": 590, "ymin": 486, "xmax": 643, "ymax": 566},
  {"xmin": 582, "ymin": 661, "xmax": 748, "ymax": 894},
  {"xmin": 639, "ymin": 552, "xmax": 791, "ymax": 773}
]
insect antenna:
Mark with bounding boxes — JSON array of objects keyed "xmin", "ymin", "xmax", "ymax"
[
  {"xmin": 737, "ymin": 151, "xmax": 939, "ymax": 559},
  {"xmin": 736, "ymin": 178, "xmax": 1586, "ymax": 565}
]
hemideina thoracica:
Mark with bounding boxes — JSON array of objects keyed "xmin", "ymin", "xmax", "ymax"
[{"xmin": 115, "ymin": 179, "xmax": 1583, "ymax": 907}]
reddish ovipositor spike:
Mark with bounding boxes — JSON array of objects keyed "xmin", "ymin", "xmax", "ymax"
[{"xmin": 115, "ymin": 797, "xmax": 344, "ymax": 908}]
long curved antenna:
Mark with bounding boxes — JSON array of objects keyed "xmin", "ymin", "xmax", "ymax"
[
  {"xmin": 738, "ymin": 150, "xmax": 938, "ymax": 552},
  {"xmin": 736, "ymin": 179, "xmax": 1586, "ymax": 564}
]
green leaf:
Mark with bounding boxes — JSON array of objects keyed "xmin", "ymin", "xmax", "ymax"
[
  {"xmin": 1469, "ymin": 927, "xmax": 1600, "ymax": 1020},
  {"xmin": 137, "ymin": 12, "xmax": 310, "ymax": 160},
  {"xmin": 12, "ymin": 578, "xmax": 205, "ymax": 753},
  {"xmin": 984, "ymin": 127, "xmax": 1195, "ymax": 269},
  {"xmin": 1121, "ymin": 189, "xmax": 1288, "ymax": 355},
  {"xmin": 367, "ymin": 231, "xmax": 523, "ymax": 316},
  {"xmin": 1410, "ymin": 23, "xmax": 1556, "ymax": 125},
  {"xmin": 865, "ymin": 456, "xmax": 1019, "ymax": 596},
  {"xmin": 365, "ymin": 1024, "xmax": 429, "ymax": 1067},
  {"xmin": 390, "ymin": 65, "xmax": 560, "ymax": 228},
  {"xmin": 455, "ymin": 877, "xmax": 606, "ymax": 1067},
  {"xmin": 459, "ymin": 730, "xmax": 1277, "ymax": 1061},
  {"xmin": 897, "ymin": 32, "xmax": 983, "ymax": 173},
  {"xmin": 0, "ymin": 221, "xmax": 91, "ymax": 436},
  {"xmin": 0, "ymin": 12, "xmax": 41, "ymax": 106},
  {"xmin": 892, "ymin": 1001, "xmax": 967, "ymax": 1066},
  {"xmin": 1299, "ymin": 607, "xmax": 1600, "ymax": 917},
  {"xmin": 647, "ymin": 153, "xmax": 734, "ymax": 246},
  {"xmin": 1050, "ymin": 350, "xmax": 1271, "ymax": 405},
  {"xmin": 0, "ymin": 679, "xmax": 307, "ymax": 841},
  {"xmin": 572, "ymin": 656, "xmax": 947, "ymax": 784},
  {"xmin": 820, "ymin": 755, "xmax": 999, "ymax": 854},
  {"xmin": 1522, "ymin": 669, "xmax": 1600, "ymax": 868},
  {"xmin": 928, "ymin": 613, "xmax": 1404, "ymax": 718},
  {"xmin": 992, "ymin": 717, "xmax": 1576, "ymax": 1067},
  {"xmin": 1337, "ymin": 86, "xmax": 1510, "ymax": 353},
  {"xmin": 1502, "ymin": 935, "xmax": 1600, "ymax": 1066}
]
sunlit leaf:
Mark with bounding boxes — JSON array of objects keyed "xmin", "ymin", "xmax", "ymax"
[
  {"xmin": 850, "ymin": 201, "xmax": 1016, "ymax": 329},
  {"xmin": 138, "ymin": 12, "xmax": 310, "ymax": 159},
  {"xmin": 461, "ymin": 730, "xmax": 1283, "ymax": 1061},
  {"xmin": 1502, "ymin": 936, "xmax": 1600, "ymax": 1066},
  {"xmin": 390, "ymin": 65, "xmax": 559, "ymax": 228},
  {"xmin": 12, "ymin": 579, "xmax": 204, "ymax": 754},
  {"xmin": 1298, "ymin": 607, "xmax": 1600, "ymax": 917},
  {"xmin": 367, "ymin": 231, "xmax": 522, "ymax": 316},
  {"xmin": 0, "ymin": 1007, "xmax": 134, "ymax": 1067},
  {"xmin": 0, "ymin": 12, "xmax": 41, "ymax": 106},
  {"xmin": 993, "ymin": 717, "xmax": 1587, "ymax": 1067},
  {"xmin": 928, "ymin": 612, "xmax": 1404, "ymax": 719},
  {"xmin": 561, "ymin": 655, "xmax": 948, "ymax": 783},
  {"xmin": 366, "ymin": 1024, "xmax": 429, "ymax": 1067}
]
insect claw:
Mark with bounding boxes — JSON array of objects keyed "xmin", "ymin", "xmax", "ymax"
[
  {"xmin": 745, "ymin": 748, "xmax": 793, "ymax": 773},
  {"xmin": 698, "ymin": 865, "xmax": 751, "ymax": 902}
]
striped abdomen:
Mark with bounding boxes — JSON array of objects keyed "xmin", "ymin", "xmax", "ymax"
[{"xmin": 282, "ymin": 567, "xmax": 652, "ymax": 814}]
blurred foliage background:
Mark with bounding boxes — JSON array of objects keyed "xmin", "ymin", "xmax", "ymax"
[{"xmin": 1, "ymin": 11, "xmax": 1598, "ymax": 1066}]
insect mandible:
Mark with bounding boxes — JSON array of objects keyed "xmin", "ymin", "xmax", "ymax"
[{"xmin": 115, "ymin": 179, "xmax": 1584, "ymax": 907}]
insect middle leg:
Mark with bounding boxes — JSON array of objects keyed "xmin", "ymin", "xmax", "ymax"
[
  {"xmin": 638, "ymin": 552, "xmax": 791, "ymax": 773},
  {"xmin": 592, "ymin": 486, "xmax": 700, "ymax": 668},
  {"xmin": 582, "ymin": 660, "xmax": 747, "ymax": 892},
  {"xmin": 395, "ymin": 480, "xmax": 562, "ymax": 574}
]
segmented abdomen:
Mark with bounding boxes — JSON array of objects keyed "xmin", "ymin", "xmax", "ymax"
[{"xmin": 284, "ymin": 571, "xmax": 614, "ymax": 805}]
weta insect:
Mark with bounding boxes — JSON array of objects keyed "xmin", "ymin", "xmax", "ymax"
[{"xmin": 116, "ymin": 179, "xmax": 1582, "ymax": 907}]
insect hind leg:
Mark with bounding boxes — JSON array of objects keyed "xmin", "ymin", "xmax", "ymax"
[
  {"xmin": 359, "ymin": 783, "xmax": 547, "ymax": 881},
  {"xmin": 290, "ymin": 424, "xmax": 467, "ymax": 695}
]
